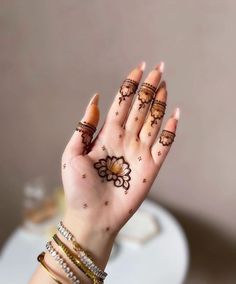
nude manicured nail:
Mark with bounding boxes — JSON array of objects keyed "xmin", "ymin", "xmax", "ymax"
[
  {"xmin": 173, "ymin": 107, "xmax": 180, "ymax": 120},
  {"xmin": 89, "ymin": 93, "xmax": 99, "ymax": 105},
  {"xmin": 159, "ymin": 61, "xmax": 165, "ymax": 73},
  {"xmin": 137, "ymin": 61, "xmax": 146, "ymax": 72},
  {"xmin": 155, "ymin": 61, "xmax": 165, "ymax": 73}
]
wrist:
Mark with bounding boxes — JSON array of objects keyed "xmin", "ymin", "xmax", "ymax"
[{"xmin": 62, "ymin": 209, "xmax": 117, "ymax": 270}]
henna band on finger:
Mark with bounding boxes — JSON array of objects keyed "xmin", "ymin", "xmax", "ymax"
[
  {"xmin": 150, "ymin": 100, "xmax": 166, "ymax": 126},
  {"xmin": 75, "ymin": 121, "xmax": 96, "ymax": 154},
  {"xmin": 119, "ymin": 79, "xmax": 138, "ymax": 105},
  {"xmin": 137, "ymin": 82, "xmax": 156, "ymax": 110},
  {"xmin": 76, "ymin": 121, "xmax": 96, "ymax": 133},
  {"xmin": 159, "ymin": 130, "xmax": 175, "ymax": 146}
]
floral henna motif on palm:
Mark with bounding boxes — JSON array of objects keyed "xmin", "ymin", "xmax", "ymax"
[
  {"xmin": 75, "ymin": 121, "xmax": 96, "ymax": 154},
  {"xmin": 119, "ymin": 79, "xmax": 138, "ymax": 105},
  {"xmin": 150, "ymin": 100, "xmax": 166, "ymax": 126},
  {"xmin": 159, "ymin": 130, "xmax": 176, "ymax": 146},
  {"xmin": 94, "ymin": 156, "xmax": 131, "ymax": 191},
  {"xmin": 137, "ymin": 82, "xmax": 156, "ymax": 110}
]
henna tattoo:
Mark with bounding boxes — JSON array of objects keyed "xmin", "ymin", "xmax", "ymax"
[
  {"xmin": 142, "ymin": 178, "xmax": 147, "ymax": 183},
  {"xmin": 104, "ymin": 201, "xmax": 109, "ymax": 206},
  {"xmin": 82, "ymin": 174, "xmax": 86, "ymax": 179},
  {"xmin": 94, "ymin": 156, "xmax": 131, "ymax": 191},
  {"xmin": 159, "ymin": 130, "xmax": 175, "ymax": 146},
  {"xmin": 138, "ymin": 156, "xmax": 142, "ymax": 161},
  {"xmin": 63, "ymin": 163, "xmax": 66, "ymax": 169},
  {"xmin": 83, "ymin": 203, "xmax": 88, "ymax": 209},
  {"xmin": 137, "ymin": 82, "xmax": 156, "ymax": 110},
  {"xmin": 125, "ymin": 190, "xmax": 128, "ymax": 194},
  {"xmin": 75, "ymin": 121, "xmax": 96, "ymax": 154},
  {"xmin": 158, "ymin": 151, "xmax": 162, "ymax": 156},
  {"xmin": 150, "ymin": 100, "xmax": 166, "ymax": 126},
  {"xmin": 119, "ymin": 79, "xmax": 138, "ymax": 105}
]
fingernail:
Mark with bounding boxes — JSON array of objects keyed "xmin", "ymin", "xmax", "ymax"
[
  {"xmin": 159, "ymin": 80, "xmax": 166, "ymax": 89},
  {"xmin": 137, "ymin": 61, "xmax": 146, "ymax": 72},
  {"xmin": 89, "ymin": 93, "xmax": 99, "ymax": 105},
  {"xmin": 155, "ymin": 61, "xmax": 165, "ymax": 73},
  {"xmin": 173, "ymin": 107, "xmax": 180, "ymax": 120}
]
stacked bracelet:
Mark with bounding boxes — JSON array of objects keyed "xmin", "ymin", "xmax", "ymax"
[
  {"xmin": 57, "ymin": 221, "xmax": 107, "ymax": 280},
  {"xmin": 37, "ymin": 221, "xmax": 108, "ymax": 283},
  {"xmin": 45, "ymin": 241, "xmax": 81, "ymax": 284},
  {"xmin": 53, "ymin": 234, "xmax": 103, "ymax": 284}
]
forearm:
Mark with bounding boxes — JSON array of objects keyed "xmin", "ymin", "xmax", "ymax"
[{"xmin": 30, "ymin": 209, "xmax": 116, "ymax": 284}]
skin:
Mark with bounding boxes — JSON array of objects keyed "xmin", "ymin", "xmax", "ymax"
[{"xmin": 30, "ymin": 61, "xmax": 179, "ymax": 284}]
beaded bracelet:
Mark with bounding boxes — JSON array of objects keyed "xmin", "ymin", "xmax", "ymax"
[
  {"xmin": 53, "ymin": 234, "xmax": 103, "ymax": 284},
  {"xmin": 37, "ymin": 252, "xmax": 63, "ymax": 284},
  {"xmin": 57, "ymin": 221, "xmax": 107, "ymax": 280},
  {"xmin": 45, "ymin": 241, "xmax": 81, "ymax": 284}
]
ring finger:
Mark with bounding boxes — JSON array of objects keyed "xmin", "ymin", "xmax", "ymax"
[{"xmin": 139, "ymin": 81, "xmax": 167, "ymax": 146}]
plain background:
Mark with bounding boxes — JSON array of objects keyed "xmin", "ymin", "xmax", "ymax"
[{"xmin": 0, "ymin": 1, "xmax": 236, "ymax": 283}]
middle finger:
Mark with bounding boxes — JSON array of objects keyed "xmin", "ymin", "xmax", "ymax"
[{"xmin": 125, "ymin": 62, "xmax": 164, "ymax": 135}]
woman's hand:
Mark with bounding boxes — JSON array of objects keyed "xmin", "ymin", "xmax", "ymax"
[
  {"xmin": 61, "ymin": 61, "xmax": 179, "ymax": 269},
  {"xmin": 30, "ymin": 62, "xmax": 180, "ymax": 284}
]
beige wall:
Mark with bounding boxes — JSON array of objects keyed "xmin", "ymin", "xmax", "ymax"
[{"xmin": 1, "ymin": 0, "xmax": 236, "ymax": 282}]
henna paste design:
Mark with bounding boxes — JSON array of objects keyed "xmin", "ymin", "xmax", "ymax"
[
  {"xmin": 150, "ymin": 100, "xmax": 166, "ymax": 126},
  {"xmin": 119, "ymin": 79, "xmax": 138, "ymax": 105},
  {"xmin": 137, "ymin": 82, "xmax": 156, "ymax": 110},
  {"xmin": 94, "ymin": 156, "xmax": 131, "ymax": 191},
  {"xmin": 159, "ymin": 130, "xmax": 176, "ymax": 146},
  {"xmin": 75, "ymin": 121, "xmax": 96, "ymax": 154}
]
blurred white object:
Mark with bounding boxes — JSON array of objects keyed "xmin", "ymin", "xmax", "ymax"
[
  {"xmin": 0, "ymin": 199, "xmax": 189, "ymax": 284},
  {"xmin": 116, "ymin": 210, "xmax": 160, "ymax": 245}
]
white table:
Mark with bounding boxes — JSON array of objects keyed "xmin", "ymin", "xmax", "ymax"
[{"xmin": 0, "ymin": 199, "xmax": 189, "ymax": 284}]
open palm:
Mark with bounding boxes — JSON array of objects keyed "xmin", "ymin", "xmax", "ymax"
[{"xmin": 62, "ymin": 62, "xmax": 179, "ymax": 237}]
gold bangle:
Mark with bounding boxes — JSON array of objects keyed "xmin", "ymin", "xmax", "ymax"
[
  {"xmin": 53, "ymin": 234, "xmax": 103, "ymax": 284},
  {"xmin": 37, "ymin": 252, "xmax": 63, "ymax": 284}
]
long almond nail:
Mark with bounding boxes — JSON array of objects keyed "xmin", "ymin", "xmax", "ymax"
[
  {"xmin": 155, "ymin": 61, "xmax": 165, "ymax": 73},
  {"xmin": 137, "ymin": 61, "xmax": 146, "ymax": 72},
  {"xmin": 89, "ymin": 93, "xmax": 99, "ymax": 105},
  {"xmin": 173, "ymin": 107, "xmax": 180, "ymax": 120}
]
